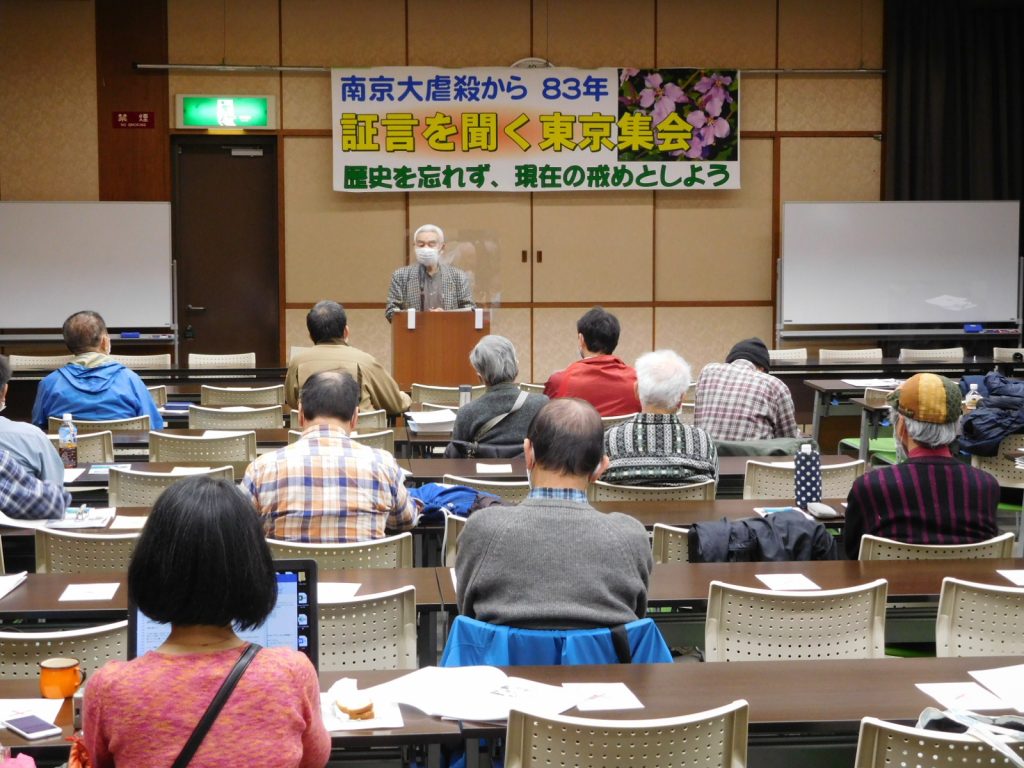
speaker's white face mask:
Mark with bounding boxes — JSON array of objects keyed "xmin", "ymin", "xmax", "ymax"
[{"xmin": 415, "ymin": 247, "xmax": 439, "ymax": 268}]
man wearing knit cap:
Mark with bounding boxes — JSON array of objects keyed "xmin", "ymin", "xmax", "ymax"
[
  {"xmin": 694, "ymin": 337, "xmax": 799, "ymax": 441},
  {"xmin": 843, "ymin": 373, "xmax": 1000, "ymax": 559},
  {"xmin": 456, "ymin": 398, "xmax": 651, "ymax": 628}
]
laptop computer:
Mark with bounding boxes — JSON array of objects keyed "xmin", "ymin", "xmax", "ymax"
[{"xmin": 128, "ymin": 558, "xmax": 319, "ymax": 671}]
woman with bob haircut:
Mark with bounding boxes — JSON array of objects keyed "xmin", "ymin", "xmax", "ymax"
[{"xmin": 83, "ymin": 475, "xmax": 330, "ymax": 768}]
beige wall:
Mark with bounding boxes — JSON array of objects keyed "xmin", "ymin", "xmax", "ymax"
[
  {"xmin": 0, "ymin": 0, "xmax": 884, "ymax": 378},
  {"xmin": 0, "ymin": 0, "xmax": 99, "ymax": 200}
]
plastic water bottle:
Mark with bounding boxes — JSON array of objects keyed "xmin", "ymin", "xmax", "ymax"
[
  {"xmin": 458, "ymin": 385, "xmax": 472, "ymax": 407},
  {"xmin": 794, "ymin": 442, "xmax": 822, "ymax": 510},
  {"xmin": 57, "ymin": 414, "xmax": 78, "ymax": 468},
  {"xmin": 964, "ymin": 383, "xmax": 983, "ymax": 412}
]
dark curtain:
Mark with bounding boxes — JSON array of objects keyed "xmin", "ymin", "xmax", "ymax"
[{"xmin": 885, "ymin": 0, "xmax": 1024, "ymax": 201}]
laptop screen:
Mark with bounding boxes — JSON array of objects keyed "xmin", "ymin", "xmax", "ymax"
[{"xmin": 128, "ymin": 559, "xmax": 319, "ymax": 670}]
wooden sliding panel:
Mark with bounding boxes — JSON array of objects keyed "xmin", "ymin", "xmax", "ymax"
[
  {"xmin": 167, "ymin": 0, "xmax": 280, "ymax": 119},
  {"xmin": 655, "ymin": 139, "xmax": 773, "ymax": 302},
  {"xmin": 490, "ymin": 308, "xmax": 533, "ymax": 383},
  {"xmin": 0, "ymin": 0, "xmax": 99, "ymax": 200},
  {"xmin": 283, "ymin": 136, "xmax": 406, "ymax": 309},
  {"xmin": 778, "ymin": 0, "xmax": 883, "ymax": 70},
  {"xmin": 655, "ymin": 306, "xmax": 773, "ymax": 375},
  {"xmin": 532, "ymin": 191, "xmax": 654, "ymax": 302},
  {"xmin": 779, "ymin": 137, "xmax": 881, "ymax": 204},
  {"xmin": 281, "ymin": 0, "xmax": 406, "ymax": 131},
  {"xmin": 408, "ymin": 193, "xmax": 532, "ymax": 304},
  {"xmin": 533, "ymin": 307, "xmax": 653, "ymax": 385},
  {"xmin": 532, "ymin": 0, "xmax": 654, "ymax": 68},
  {"xmin": 408, "ymin": 0, "xmax": 532, "ymax": 67}
]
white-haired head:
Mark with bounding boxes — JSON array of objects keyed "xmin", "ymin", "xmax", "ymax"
[
  {"xmin": 412, "ymin": 224, "xmax": 444, "ymax": 245},
  {"xmin": 635, "ymin": 349, "xmax": 691, "ymax": 410}
]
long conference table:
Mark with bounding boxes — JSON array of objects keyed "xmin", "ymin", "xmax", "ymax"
[{"xmin": 4, "ymin": 656, "xmax": 1022, "ymax": 766}]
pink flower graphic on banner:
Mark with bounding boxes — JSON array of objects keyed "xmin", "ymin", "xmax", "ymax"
[
  {"xmin": 638, "ymin": 73, "xmax": 688, "ymax": 126},
  {"xmin": 695, "ymin": 73, "xmax": 734, "ymax": 104},
  {"xmin": 617, "ymin": 67, "xmax": 738, "ymax": 162},
  {"xmin": 620, "ymin": 67, "xmax": 640, "ymax": 85},
  {"xmin": 686, "ymin": 108, "xmax": 731, "ymax": 147}
]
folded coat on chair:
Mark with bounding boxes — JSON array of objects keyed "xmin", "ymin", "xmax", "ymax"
[{"xmin": 688, "ymin": 511, "xmax": 838, "ymax": 562}]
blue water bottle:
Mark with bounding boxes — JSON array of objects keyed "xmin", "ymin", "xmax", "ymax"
[{"xmin": 794, "ymin": 442, "xmax": 821, "ymax": 509}]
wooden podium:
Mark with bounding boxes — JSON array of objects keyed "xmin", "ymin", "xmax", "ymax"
[{"xmin": 391, "ymin": 310, "xmax": 489, "ymax": 390}]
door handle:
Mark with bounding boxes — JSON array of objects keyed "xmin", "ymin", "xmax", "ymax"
[
  {"xmin": 187, "ymin": 304, "xmax": 206, "ymax": 312},
  {"xmin": 536, "ymin": 250, "xmax": 543, "ymax": 263}
]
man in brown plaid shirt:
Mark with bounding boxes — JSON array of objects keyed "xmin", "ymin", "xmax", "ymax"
[{"xmin": 694, "ymin": 337, "xmax": 799, "ymax": 441}]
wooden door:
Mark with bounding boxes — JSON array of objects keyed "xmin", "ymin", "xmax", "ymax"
[{"xmin": 172, "ymin": 136, "xmax": 280, "ymax": 366}]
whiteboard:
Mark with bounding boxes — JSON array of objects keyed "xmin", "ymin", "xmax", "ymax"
[
  {"xmin": 0, "ymin": 201, "xmax": 173, "ymax": 329},
  {"xmin": 781, "ymin": 201, "xmax": 1020, "ymax": 326}
]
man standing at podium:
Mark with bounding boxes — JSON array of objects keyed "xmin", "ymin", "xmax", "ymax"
[{"xmin": 384, "ymin": 224, "xmax": 474, "ymax": 322}]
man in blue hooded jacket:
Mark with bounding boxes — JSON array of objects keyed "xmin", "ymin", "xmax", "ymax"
[{"xmin": 31, "ymin": 311, "xmax": 164, "ymax": 430}]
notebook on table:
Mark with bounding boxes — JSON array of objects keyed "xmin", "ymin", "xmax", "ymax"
[{"xmin": 128, "ymin": 559, "xmax": 319, "ymax": 670}]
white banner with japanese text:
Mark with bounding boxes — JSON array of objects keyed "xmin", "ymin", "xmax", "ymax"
[{"xmin": 331, "ymin": 67, "xmax": 739, "ymax": 193}]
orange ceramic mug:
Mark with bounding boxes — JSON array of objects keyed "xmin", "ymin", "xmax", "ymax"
[{"xmin": 39, "ymin": 657, "xmax": 86, "ymax": 699}]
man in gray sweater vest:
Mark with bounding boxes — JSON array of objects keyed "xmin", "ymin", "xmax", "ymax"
[{"xmin": 456, "ymin": 398, "xmax": 652, "ymax": 629}]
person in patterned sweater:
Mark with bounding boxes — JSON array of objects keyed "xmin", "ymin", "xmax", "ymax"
[{"xmin": 603, "ymin": 349, "xmax": 718, "ymax": 486}]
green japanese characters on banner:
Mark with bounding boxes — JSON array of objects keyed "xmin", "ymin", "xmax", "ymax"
[{"xmin": 331, "ymin": 67, "xmax": 740, "ymax": 193}]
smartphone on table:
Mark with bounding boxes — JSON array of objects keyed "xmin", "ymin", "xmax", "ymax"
[{"xmin": 4, "ymin": 714, "xmax": 62, "ymax": 740}]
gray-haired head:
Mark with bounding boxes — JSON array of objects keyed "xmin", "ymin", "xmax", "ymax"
[
  {"xmin": 893, "ymin": 410, "xmax": 958, "ymax": 451},
  {"xmin": 635, "ymin": 349, "xmax": 691, "ymax": 410},
  {"xmin": 470, "ymin": 335, "xmax": 519, "ymax": 386},
  {"xmin": 412, "ymin": 224, "xmax": 444, "ymax": 245}
]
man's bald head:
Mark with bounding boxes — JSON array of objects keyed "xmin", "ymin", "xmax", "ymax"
[
  {"xmin": 62, "ymin": 311, "xmax": 108, "ymax": 354},
  {"xmin": 526, "ymin": 398, "xmax": 605, "ymax": 477}
]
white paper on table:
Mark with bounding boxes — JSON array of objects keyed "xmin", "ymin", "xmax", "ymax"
[
  {"xmin": 320, "ymin": 694, "xmax": 404, "ymax": 731},
  {"xmin": 756, "ymin": 573, "xmax": 821, "ymax": 591},
  {"xmin": 59, "ymin": 583, "xmax": 120, "ymax": 602},
  {"xmin": 63, "ymin": 468, "xmax": 86, "ymax": 482},
  {"xmin": 406, "ymin": 308, "xmax": 416, "ymax": 330},
  {"xmin": 0, "ymin": 572, "xmax": 27, "ymax": 601},
  {"xmin": 202, "ymin": 430, "xmax": 248, "ymax": 438},
  {"xmin": 88, "ymin": 463, "xmax": 131, "ymax": 476},
  {"xmin": 47, "ymin": 507, "xmax": 115, "ymax": 529},
  {"xmin": 318, "ymin": 582, "xmax": 361, "ymax": 603},
  {"xmin": 970, "ymin": 664, "xmax": 1024, "ymax": 712},
  {"xmin": 169, "ymin": 466, "xmax": 212, "ymax": 475},
  {"xmin": 406, "ymin": 409, "xmax": 456, "ymax": 425},
  {"xmin": 562, "ymin": 683, "xmax": 643, "ymax": 711},
  {"xmin": 474, "ymin": 307, "xmax": 484, "ymax": 329},
  {"xmin": 916, "ymin": 682, "xmax": 1011, "ymax": 711},
  {"xmin": 365, "ymin": 666, "xmax": 576, "ymax": 722},
  {"xmin": 997, "ymin": 570, "xmax": 1024, "ymax": 587},
  {"xmin": 0, "ymin": 699, "xmax": 63, "ymax": 727},
  {"xmin": 109, "ymin": 515, "xmax": 147, "ymax": 530},
  {"xmin": 841, "ymin": 379, "xmax": 901, "ymax": 387},
  {"xmin": 476, "ymin": 463, "xmax": 514, "ymax": 474}
]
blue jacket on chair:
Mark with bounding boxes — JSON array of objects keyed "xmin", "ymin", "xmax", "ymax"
[{"xmin": 440, "ymin": 615, "xmax": 673, "ymax": 666}]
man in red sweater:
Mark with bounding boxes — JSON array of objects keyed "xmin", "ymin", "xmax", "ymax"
[{"xmin": 543, "ymin": 307, "xmax": 641, "ymax": 417}]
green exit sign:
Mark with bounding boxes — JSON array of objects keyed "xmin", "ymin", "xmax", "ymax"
[{"xmin": 176, "ymin": 95, "xmax": 277, "ymax": 129}]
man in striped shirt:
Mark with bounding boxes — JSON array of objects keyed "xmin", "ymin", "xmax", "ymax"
[
  {"xmin": 241, "ymin": 371, "xmax": 419, "ymax": 542},
  {"xmin": 843, "ymin": 373, "xmax": 1000, "ymax": 559}
]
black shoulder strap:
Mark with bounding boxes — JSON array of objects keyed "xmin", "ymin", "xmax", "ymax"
[
  {"xmin": 171, "ymin": 643, "xmax": 261, "ymax": 768},
  {"xmin": 610, "ymin": 624, "xmax": 632, "ymax": 663}
]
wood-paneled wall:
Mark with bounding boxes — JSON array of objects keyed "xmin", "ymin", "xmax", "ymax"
[{"xmin": 0, "ymin": 0, "xmax": 884, "ymax": 380}]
